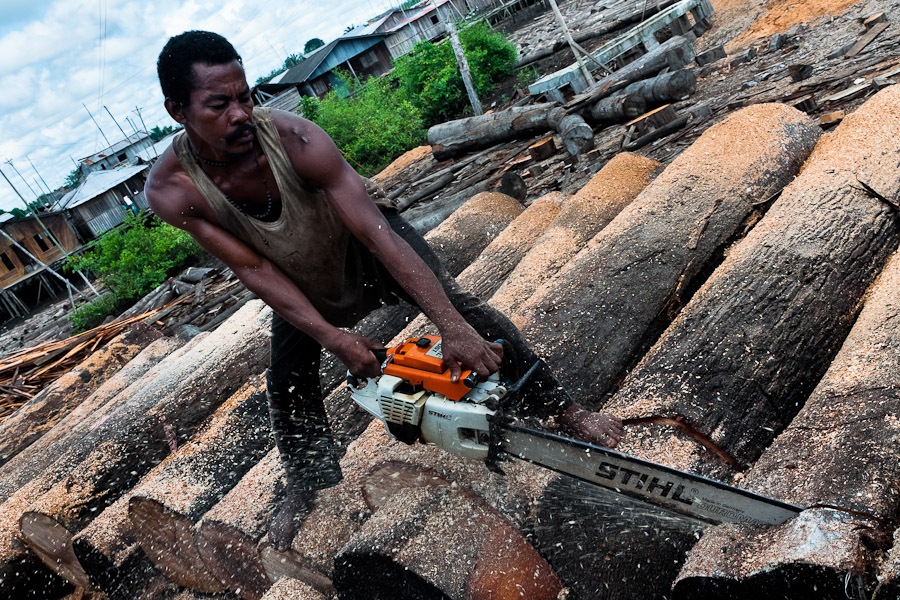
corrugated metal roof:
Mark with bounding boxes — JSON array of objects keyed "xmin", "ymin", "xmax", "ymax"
[
  {"xmin": 79, "ymin": 132, "xmax": 151, "ymax": 164},
  {"xmin": 276, "ymin": 33, "xmax": 388, "ymax": 85},
  {"xmin": 54, "ymin": 165, "xmax": 149, "ymax": 210},
  {"xmin": 135, "ymin": 135, "xmax": 176, "ymax": 163},
  {"xmin": 388, "ymin": 0, "xmax": 449, "ymax": 31}
]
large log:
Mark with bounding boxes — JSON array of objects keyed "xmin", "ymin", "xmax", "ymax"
[
  {"xmin": 48, "ymin": 379, "xmax": 270, "ymax": 597},
  {"xmin": 589, "ymin": 92, "xmax": 647, "ymax": 123},
  {"xmin": 621, "ymin": 69, "xmax": 698, "ymax": 105},
  {"xmin": 515, "ymin": 103, "xmax": 820, "ymax": 403},
  {"xmin": 607, "ymin": 86, "xmax": 900, "ymax": 470},
  {"xmin": 0, "ymin": 321, "xmax": 162, "ymax": 467},
  {"xmin": 260, "ymin": 578, "xmax": 325, "ymax": 600},
  {"xmin": 0, "ymin": 301, "xmax": 271, "ymax": 598},
  {"xmin": 492, "ymin": 152, "xmax": 661, "ymax": 319},
  {"xmin": 876, "ymin": 531, "xmax": 900, "ymax": 600},
  {"xmin": 674, "ymin": 250, "xmax": 900, "ymax": 598},
  {"xmin": 0, "ymin": 333, "xmax": 201, "ymax": 504},
  {"xmin": 568, "ymin": 35, "xmax": 696, "ymax": 113},
  {"xmin": 427, "ymin": 104, "xmax": 554, "ymax": 161},
  {"xmin": 333, "ymin": 484, "xmax": 562, "ymax": 600}
]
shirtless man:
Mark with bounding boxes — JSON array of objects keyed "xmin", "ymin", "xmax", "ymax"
[{"xmin": 147, "ymin": 30, "xmax": 623, "ymax": 550}]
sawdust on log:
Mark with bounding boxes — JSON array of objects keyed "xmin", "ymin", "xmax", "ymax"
[
  {"xmin": 492, "ymin": 153, "xmax": 660, "ymax": 319},
  {"xmin": 372, "ymin": 146, "xmax": 433, "ymax": 183},
  {"xmin": 260, "ymin": 577, "xmax": 325, "ymax": 600}
]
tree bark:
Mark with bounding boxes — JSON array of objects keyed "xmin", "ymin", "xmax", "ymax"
[
  {"xmin": 492, "ymin": 152, "xmax": 661, "ymax": 319},
  {"xmin": 56, "ymin": 379, "xmax": 270, "ymax": 597},
  {"xmin": 674, "ymin": 249, "xmax": 900, "ymax": 599},
  {"xmin": 567, "ymin": 36, "xmax": 696, "ymax": 113},
  {"xmin": 333, "ymin": 483, "xmax": 562, "ymax": 600},
  {"xmin": 0, "ymin": 322, "xmax": 161, "ymax": 467},
  {"xmin": 589, "ymin": 92, "xmax": 647, "ymax": 123},
  {"xmin": 515, "ymin": 103, "xmax": 820, "ymax": 404},
  {"xmin": 0, "ymin": 333, "xmax": 201, "ymax": 504},
  {"xmin": 606, "ymin": 87, "xmax": 900, "ymax": 471},
  {"xmin": 0, "ymin": 302, "xmax": 271, "ymax": 599},
  {"xmin": 876, "ymin": 530, "xmax": 900, "ymax": 600},
  {"xmin": 621, "ymin": 69, "xmax": 697, "ymax": 105},
  {"xmin": 427, "ymin": 104, "xmax": 555, "ymax": 161}
]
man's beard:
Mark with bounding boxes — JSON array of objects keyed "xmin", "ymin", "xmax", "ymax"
[{"xmin": 225, "ymin": 122, "xmax": 257, "ymax": 146}]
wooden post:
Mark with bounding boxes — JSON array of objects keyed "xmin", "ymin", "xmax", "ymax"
[
  {"xmin": 548, "ymin": 0, "xmax": 595, "ymax": 87},
  {"xmin": 432, "ymin": 0, "xmax": 482, "ymax": 116}
]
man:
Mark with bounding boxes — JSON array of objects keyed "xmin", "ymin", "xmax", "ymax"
[{"xmin": 148, "ymin": 31, "xmax": 623, "ymax": 550}]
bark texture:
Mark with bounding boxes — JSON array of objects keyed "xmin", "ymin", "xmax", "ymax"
[
  {"xmin": 427, "ymin": 104, "xmax": 554, "ymax": 160},
  {"xmin": 63, "ymin": 378, "xmax": 269, "ymax": 597},
  {"xmin": 516, "ymin": 103, "xmax": 820, "ymax": 404},
  {"xmin": 492, "ymin": 152, "xmax": 661, "ymax": 319},
  {"xmin": 0, "ymin": 322, "xmax": 161, "ymax": 467},
  {"xmin": 607, "ymin": 86, "xmax": 900, "ymax": 471},
  {"xmin": 0, "ymin": 333, "xmax": 195, "ymax": 504},
  {"xmin": 674, "ymin": 248, "xmax": 900, "ymax": 598},
  {"xmin": 0, "ymin": 302, "xmax": 271, "ymax": 599}
]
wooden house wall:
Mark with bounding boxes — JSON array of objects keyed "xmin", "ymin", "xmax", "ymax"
[
  {"xmin": 0, "ymin": 213, "xmax": 80, "ymax": 289},
  {"xmin": 311, "ymin": 37, "xmax": 385, "ymax": 81},
  {"xmin": 347, "ymin": 42, "xmax": 393, "ymax": 79},
  {"xmin": 0, "ymin": 238, "xmax": 26, "ymax": 289}
]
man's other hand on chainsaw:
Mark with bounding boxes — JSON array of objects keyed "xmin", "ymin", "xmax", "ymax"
[
  {"xmin": 328, "ymin": 331, "xmax": 385, "ymax": 379},
  {"xmin": 440, "ymin": 323, "xmax": 503, "ymax": 383}
]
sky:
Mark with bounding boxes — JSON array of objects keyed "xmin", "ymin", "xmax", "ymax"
[{"xmin": 0, "ymin": 0, "xmax": 400, "ymax": 212}]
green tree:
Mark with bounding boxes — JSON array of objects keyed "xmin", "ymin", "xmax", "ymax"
[
  {"xmin": 65, "ymin": 167, "xmax": 82, "ymax": 188},
  {"xmin": 66, "ymin": 212, "xmax": 205, "ymax": 331},
  {"xmin": 393, "ymin": 22, "xmax": 517, "ymax": 125},
  {"xmin": 400, "ymin": 0, "xmax": 420, "ymax": 8},
  {"xmin": 149, "ymin": 125, "xmax": 177, "ymax": 142},
  {"xmin": 299, "ymin": 73, "xmax": 426, "ymax": 176},
  {"xmin": 284, "ymin": 53, "xmax": 304, "ymax": 68},
  {"xmin": 304, "ymin": 38, "xmax": 325, "ymax": 54},
  {"xmin": 344, "ymin": 25, "xmax": 356, "ymax": 34}
]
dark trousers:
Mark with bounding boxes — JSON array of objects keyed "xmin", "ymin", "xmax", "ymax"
[{"xmin": 267, "ymin": 211, "xmax": 570, "ymax": 491}]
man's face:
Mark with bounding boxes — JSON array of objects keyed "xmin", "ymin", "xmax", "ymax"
[{"xmin": 171, "ymin": 60, "xmax": 255, "ymax": 155}]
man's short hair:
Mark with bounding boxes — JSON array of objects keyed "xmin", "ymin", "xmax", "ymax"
[{"xmin": 157, "ymin": 31, "xmax": 243, "ymax": 107}]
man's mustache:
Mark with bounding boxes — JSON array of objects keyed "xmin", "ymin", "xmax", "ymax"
[{"xmin": 225, "ymin": 123, "xmax": 256, "ymax": 144}]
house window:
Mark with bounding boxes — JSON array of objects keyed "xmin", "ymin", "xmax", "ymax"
[
  {"xmin": 431, "ymin": 15, "xmax": 439, "ymax": 24},
  {"xmin": 0, "ymin": 252, "xmax": 13, "ymax": 271},
  {"xmin": 33, "ymin": 234, "xmax": 50, "ymax": 252},
  {"xmin": 118, "ymin": 152, "xmax": 127, "ymax": 162},
  {"xmin": 359, "ymin": 50, "xmax": 378, "ymax": 68}
]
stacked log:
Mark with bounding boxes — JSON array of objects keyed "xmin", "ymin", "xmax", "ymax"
[
  {"xmin": 0, "ymin": 321, "xmax": 161, "ymax": 466},
  {"xmin": 674, "ymin": 249, "xmax": 900, "ymax": 598},
  {"xmin": 621, "ymin": 69, "xmax": 697, "ymax": 105},
  {"xmin": 515, "ymin": 103, "xmax": 820, "ymax": 403},
  {"xmin": 0, "ymin": 301, "xmax": 271, "ymax": 598},
  {"xmin": 46, "ymin": 378, "xmax": 271, "ymax": 597},
  {"xmin": 547, "ymin": 106, "xmax": 594, "ymax": 155},
  {"xmin": 562, "ymin": 86, "xmax": 900, "ymax": 600},
  {"xmin": 428, "ymin": 104, "xmax": 554, "ymax": 161},
  {"xmin": 333, "ymin": 484, "xmax": 562, "ymax": 600},
  {"xmin": 590, "ymin": 92, "xmax": 647, "ymax": 123},
  {"xmin": 492, "ymin": 152, "xmax": 661, "ymax": 319},
  {"xmin": 0, "ymin": 333, "xmax": 202, "ymax": 503}
]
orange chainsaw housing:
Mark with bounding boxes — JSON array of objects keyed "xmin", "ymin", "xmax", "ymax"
[{"xmin": 382, "ymin": 336, "xmax": 475, "ymax": 401}]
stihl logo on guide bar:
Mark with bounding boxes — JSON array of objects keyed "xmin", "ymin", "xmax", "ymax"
[{"xmin": 596, "ymin": 462, "xmax": 694, "ymax": 505}]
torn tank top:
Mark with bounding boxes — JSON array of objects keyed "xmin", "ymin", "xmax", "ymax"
[{"xmin": 173, "ymin": 107, "xmax": 395, "ymax": 327}]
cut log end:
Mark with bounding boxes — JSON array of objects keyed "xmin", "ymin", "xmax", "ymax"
[
  {"xmin": 194, "ymin": 519, "xmax": 270, "ymax": 600},
  {"xmin": 19, "ymin": 511, "xmax": 91, "ymax": 589},
  {"xmin": 128, "ymin": 497, "xmax": 225, "ymax": 593}
]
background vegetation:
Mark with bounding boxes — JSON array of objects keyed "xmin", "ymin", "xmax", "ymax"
[
  {"xmin": 300, "ymin": 22, "xmax": 517, "ymax": 175},
  {"xmin": 65, "ymin": 213, "xmax": 205, "ymax": 332}
]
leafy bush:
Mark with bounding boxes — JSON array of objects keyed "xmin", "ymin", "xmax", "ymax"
[
  {"xmin": 66, "ymin": 212, "xmax": 205, "ymax": 332},
  {"xmin": 69, "ymin": 293, "xmax": 120, "ymax": 333},
  {"xmin": 299, "ymin": 74, "xmax": 426, "ymax": 176},
  {"xmin": 393, "ymin": 22, "xmax": 518, "ymax": 124}
]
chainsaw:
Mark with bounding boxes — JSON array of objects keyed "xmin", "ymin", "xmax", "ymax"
[{"xmin": 349, "ymin": 335, "xmax": 803, "ymax": 528}]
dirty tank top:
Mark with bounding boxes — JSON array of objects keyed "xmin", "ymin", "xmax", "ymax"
[{"xmin": 173, "ymin": 107, "xmax": 395, "ymax": 327}]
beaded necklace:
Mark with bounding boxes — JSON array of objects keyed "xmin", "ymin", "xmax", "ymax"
[{"xmin": 193, "ymin": 143, "xmax": 279, "ymax": 222}]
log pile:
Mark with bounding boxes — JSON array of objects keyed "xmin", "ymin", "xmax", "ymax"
[{"xmin": 515, "ymin": 103, "xmax": 820, "ymax": 403}]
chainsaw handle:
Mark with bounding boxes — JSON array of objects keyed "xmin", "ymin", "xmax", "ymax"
[{"xmin": 371, "ymin": 348, "xmax": 389, "ymax": 364}]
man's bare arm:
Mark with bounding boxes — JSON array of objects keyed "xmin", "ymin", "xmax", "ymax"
[
  {"xmin": 145, "ymin": 156, "xmax": 385, "ymax": 375},
  {"xmin": 274, "ymin": 111, "xmax": 502, "ymax": 380}
]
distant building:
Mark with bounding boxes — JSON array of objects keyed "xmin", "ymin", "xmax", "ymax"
[
  {"xmin": 0, "ymin": 211, "xmax": 81, "ymax": 291},
  {"xmin": 78, "ymin": 132, "xmax": 153, "ymax": 176},
  {"xmin": 54, "ymin": 164, "xmax": 150, "ymax": 239}
]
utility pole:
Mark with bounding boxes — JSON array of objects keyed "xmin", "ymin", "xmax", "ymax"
[
  {"xmin": 125, "ymin": 116, "xmax": 140, "ymax": 136},
  {"xmin": 104, "ymin": 105, "xmax": 132, "ymax": 144},
  {"xmin": 4, "ymin": 159, "xmax": 39, "ymax": 200},
  {"xmin": 25, "ymin": 156, "xmax": 54, "ymax": 204},
  {"xmin": 83, "ymin": 102, "xmax": 113, "ymax": 148},
  {"xmin": 133, "ymin": 106, "xmax": 158, "ymax": 158},
  {"xmin": 431, "ymin": 0, "xmax": 482, "ymax": 116},
  {"xmin": 547, "ymin": 0, "xmax": 595, "ymax": 87},
  {"xmin": 0, "ymin": 167, "xmax": 100, "ymax": 297}
]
